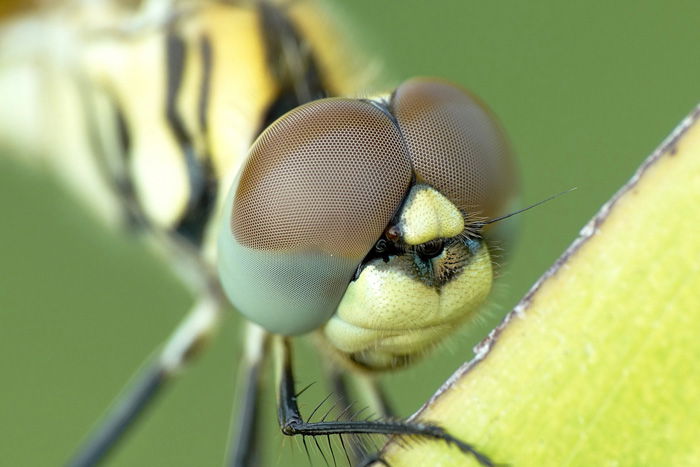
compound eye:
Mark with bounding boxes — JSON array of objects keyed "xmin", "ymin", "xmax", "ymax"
[
  {"xmin": 218, "ymin": 98, "xmax": 412, "ymax": 335},
  {"xmin": 391, "ymin": 78, "xmax": 518, "ymax": 224}
]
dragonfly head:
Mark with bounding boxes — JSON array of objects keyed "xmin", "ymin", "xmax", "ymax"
[{"xmin": 217, "ymin": 77, "xmax": 517, "ymax": 370}]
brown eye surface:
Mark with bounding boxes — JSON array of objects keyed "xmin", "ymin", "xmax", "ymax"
[
  {"xmin": 232, "ymin": 99, "xmax": 411, "ymax": 257},
  {"xmin": 219, "ymin": 98, "xmax": 412, "ymax": 335},
  {"xmin": 391, "ymin": 78, "xmax": 518, "ymax": 221}
]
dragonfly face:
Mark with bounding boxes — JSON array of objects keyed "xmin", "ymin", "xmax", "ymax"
[{"xmin": 219, "ymin": 77, "xmax": 517, "ymax": 369}]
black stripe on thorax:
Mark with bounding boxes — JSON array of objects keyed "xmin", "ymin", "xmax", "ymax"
[
  {"xmin": 77, "ymin": 72, "xmax": 148, "ymax": 231},
  {"xmin": 198, "ymin": 35, "xmax": 212, "ymax": 134},
  {"xmin": 257, "ymin": 1, "xmax": 329, "ymax": 132},
  {"xmin": 112, "ymin": 103, "xmax": 149, "ymax": 229},
  {"xmin": 164, "ymin": 30, "xmax": 217, "ymax": 247}
]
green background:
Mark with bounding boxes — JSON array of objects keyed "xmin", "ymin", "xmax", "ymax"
[{"xmin": 1, "ymin": 1, "xmax": 699, "ymax": 466}]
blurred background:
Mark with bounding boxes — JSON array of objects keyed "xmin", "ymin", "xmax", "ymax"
[{"xmin": 1, "ymin": 0, "xmax": 699, "ymax": 465}]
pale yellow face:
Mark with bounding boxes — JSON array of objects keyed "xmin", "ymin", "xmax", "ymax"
[{"xmin": 323, "ymin": 184, "xmax": 493, "ymax": 370}]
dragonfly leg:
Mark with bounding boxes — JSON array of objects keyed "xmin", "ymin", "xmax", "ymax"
[
  {"xmin": 227, "ymin": 322, "xmax": 269, "ymax": 467},
  {"xmin": 324, "ymin": 366, "xmax": 369, "ymax": 464},
  {"xmin": 276, "ymin": 337, "xmax": 494, "ymax": 467},
  {"xmin": 67, "ymin": 293, "xmax": 222, "ymax": 467},
  {"xmin": 352, "ymin": 372, "xmax": 395, "ymax": 420},
  {"xmin": 324, "ymin": 364, "xmax": 397, "ymax": 464}
]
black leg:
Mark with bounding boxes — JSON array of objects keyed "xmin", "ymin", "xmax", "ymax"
[
  {"xmin": 324, "ymin": 367, "xmax": 370, "ymax": 464},
  {"xmin": 275, "ymin": 338, "xmax": 494, "ymax": 467},
  {"xmin": 352, "ymin": 373, "xmax": 394, "ymax": 420},
  {"xmin": 67, "ymin": 296, "xmax": 221, "ymax": 467},
  {"xmin": 66, "ymin": 362, "xmax": 166, "ymax": 467},
  {"xmin": 227, "ymin": 323, "xmax": 269, "ymax": 467}
]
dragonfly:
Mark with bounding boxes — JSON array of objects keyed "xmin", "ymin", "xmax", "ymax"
[{"xmin": 0, "ymin": 0, "xmax": 518, "ymax": 465}]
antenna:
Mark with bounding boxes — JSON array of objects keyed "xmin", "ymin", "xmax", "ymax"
[{"xmin": 478, "ymin": 187, "xmax": 577, "ymax": 227}]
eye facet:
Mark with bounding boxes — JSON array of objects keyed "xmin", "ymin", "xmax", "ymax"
[
  {"xmin": 391, "ymin": 77, "xmax": 518, "ymax": 223},
  {"xmin": 219, "ymin": 98, "xmax": 412, "ymax": 335}
]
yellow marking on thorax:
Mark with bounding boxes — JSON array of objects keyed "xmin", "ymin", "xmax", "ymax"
[
  {"xmin": 198, "ymin": 4, "xmax": 277, "ymax": 187},
  {"xmin": 80, "ymin": 4, "xmax": 279, "ymax": 233},
  {"xmin": 287, "ymin": 0, "xmax": 382, "ymax": 97},
  {"xmin": 399, "ymin": 184, "xmax": 464, "ymax": 245},
  {"xmin": 83, "ymin": 31, "xmax": 189, "ymax": 229}
]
